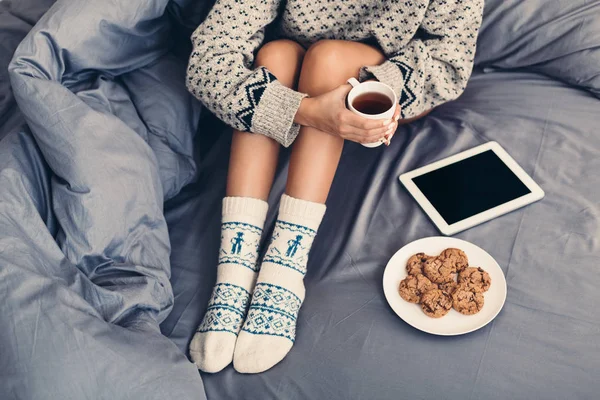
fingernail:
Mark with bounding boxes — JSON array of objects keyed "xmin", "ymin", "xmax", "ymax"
[
  {"xmin": 382, "ymin": 119, "xmax": 392, "ymax": 126},
  {"xmin": 394, "ymin": 115, "xmax": 400, "ymax": 122}
]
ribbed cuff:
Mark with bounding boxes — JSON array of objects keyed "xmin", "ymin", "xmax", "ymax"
[
  {"xmin": 279, "ymin": 194, "xmax": 326, "ymax": 230},
  {"xmin": 251, "ymin": 80, "xmax": 308, "ymax": 148},
  {"xmin": 223, "ymin": 197, "xmax": 269, "ymax": 222},
  {"xmin": 360, "ymin": 60, "xmax": 405, "ymax": 103}
]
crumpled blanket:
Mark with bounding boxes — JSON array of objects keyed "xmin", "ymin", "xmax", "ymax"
[{"xmin": 1, "ymin": 0, "xmax": 210, "ymax": 398}]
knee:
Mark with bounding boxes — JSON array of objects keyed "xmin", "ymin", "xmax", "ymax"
[
  {"xmin": 302, "ymin": 40, "xmax": 347, "ymax": 73},
  {"xmin": 254, "ymin": 39, "xmax": 305, "ymax": 69},
  {"xmin": 299, "ymin": 40, "xmax": 354, "ymax": 94}
]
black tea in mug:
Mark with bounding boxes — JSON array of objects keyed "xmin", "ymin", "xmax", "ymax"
[{"xmin": 351, "ymin": 92, "xmax": 393, "ymax": 115}]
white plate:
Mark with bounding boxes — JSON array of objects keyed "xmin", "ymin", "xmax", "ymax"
[{"xmin": 383, "ymin": 237, "xmax": 507, "ymax": 335}]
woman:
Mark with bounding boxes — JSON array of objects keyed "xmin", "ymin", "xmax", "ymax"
[{"xmin": 186, "ymin": 0, "xmax": 484, "ymax": 374}]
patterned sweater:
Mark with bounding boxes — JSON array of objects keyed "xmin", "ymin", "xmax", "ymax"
[{"xmin": 186, "ymin": 0, "xmax": 484, "ymax": 147}]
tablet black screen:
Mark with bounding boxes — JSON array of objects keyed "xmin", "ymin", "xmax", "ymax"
[{"xmin": 412, "ymin": 150, "xmax": 531, "ymax": 225}]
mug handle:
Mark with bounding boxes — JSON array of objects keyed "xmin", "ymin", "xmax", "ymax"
[{"xmin": 347, "ymin": 77, "xmax": 360, "ymax": 87}]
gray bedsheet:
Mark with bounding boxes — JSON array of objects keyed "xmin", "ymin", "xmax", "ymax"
[
  {"xmin": 1, "ymin": 0, "xmax": 599, "ymax": 399},
  {"xmin": 163, "ymin": 70, "xmax": 600, "ymax": 399}
]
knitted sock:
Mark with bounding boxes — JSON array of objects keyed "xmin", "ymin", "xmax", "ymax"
[
  {"xmin": 233, "ymin": 194, "xmax": 326, "ymax": 373},
  {"xmin": 189, "ymin": 197, "xmax": 268, "ymax": 373}
]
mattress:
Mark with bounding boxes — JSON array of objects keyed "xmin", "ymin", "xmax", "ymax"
[{"xmin": 164, "ymin": 70, "xmax": 600, "ymax": 399}]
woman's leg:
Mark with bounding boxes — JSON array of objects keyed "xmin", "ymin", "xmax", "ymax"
[
  {"xmin": 227, "ymin": 39, "xmax": 306, "ymax": 200},
  {"xmin": 286, "ymin": 40, "xmax": 386, "ymax": 202},
  {"xmin": 189, "ymin": 39, "xmax": 306, "ymax": 373},
  {"xmin": 234, "ymin": 40, "xmax": 389, "ymax": 374}
]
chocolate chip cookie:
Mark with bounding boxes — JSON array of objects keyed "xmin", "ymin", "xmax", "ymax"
[
  {"xmin": 458, "ymin": 267, "xmax": 491, "ymax": 293},
  {"xmin": 406, "ymin": 252, "xmax": 431, "ymax": 276},
  {"xmin": 452, "ymin": 284, "xmax": 485, "ymax": 315},
  {"xmin": 438, "ymin": 248, "xmax": 469, "ymax": 273},
  {"xmin": 438, "ymin": 281, "xmax": 458, "ymax": 295},
  {"xmin": 399, "ymin": 273, "xmax": 438, "ymax": 303},
  {"xmin": 420, "ymin": 289, "xmax": 453, "ymax": 318},
  {"xmin": 423, "ymin": 257, "xmax": 455, "ymax": 284}
]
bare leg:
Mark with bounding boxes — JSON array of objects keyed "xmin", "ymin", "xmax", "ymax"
[
  {"xmin": 227, "ymin": 40, "xmax": 306, "ymax": 200},
  {"xmin": 286, "ymin": 40, "xmax": 386, "ymax": 203},
  {"xmin": 190, "ymin": 39, "xmax": 305, "ymax": 374},
  {"xmin": 233, "ymin": 40, "xmax": 392, "ymax": 374}
]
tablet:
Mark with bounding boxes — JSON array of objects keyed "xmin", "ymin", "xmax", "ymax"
[{"xmin": 399, "ymin": 142, "xmax": 544, "ymax": 236}]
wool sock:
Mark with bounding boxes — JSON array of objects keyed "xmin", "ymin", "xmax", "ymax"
[
  {"xmin": 189, "ymin": 197, "xmax": 268, "ymax": 373},
  {"xmin": 233, "ymin": 194, "xmax": 326, "ymax": 373}
]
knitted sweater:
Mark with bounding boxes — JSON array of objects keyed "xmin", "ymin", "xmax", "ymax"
[{"xmin": 186, "ymin": 0, "xmax": 484, "ymax": 147}]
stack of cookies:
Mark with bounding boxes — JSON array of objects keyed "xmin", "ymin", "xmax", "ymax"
[{"xmin": 398, "ymin": 248, "xmax": 491, "ymax": 318}]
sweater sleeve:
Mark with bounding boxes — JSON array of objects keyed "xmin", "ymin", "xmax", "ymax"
[
  {"xmin": 186, "ymin": 0, "xmax": 307, "ymax": 147},
  {"xmin": 360, "ymin": 0, "xmax": 484, "ymax": 119}
]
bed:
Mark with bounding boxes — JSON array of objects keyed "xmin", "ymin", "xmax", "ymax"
[{"xmin": 1, "ymin": 0, "xmax": 599, "ymax": 399}]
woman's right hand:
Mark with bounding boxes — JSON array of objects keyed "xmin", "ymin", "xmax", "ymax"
[{"xmin": 295, "ymin": 84, "xmax": 399, "ymax": 145}]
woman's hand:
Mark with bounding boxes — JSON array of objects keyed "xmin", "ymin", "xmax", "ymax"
[{"xmin": 295, "ymin": 84, "xmax": 400, "ymax": 145}]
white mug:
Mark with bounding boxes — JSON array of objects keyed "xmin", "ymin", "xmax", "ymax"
[{"xmin": 347, "ymin": 77, "xmax": 397, "ymax": 148}]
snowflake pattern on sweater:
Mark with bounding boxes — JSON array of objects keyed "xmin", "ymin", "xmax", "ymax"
[{"xmin": 186, "ymin": 0, "xmax": 484, "ymax": 146}]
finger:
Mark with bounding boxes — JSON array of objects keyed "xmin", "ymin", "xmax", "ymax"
[
  {"xmin": 354, "ymin": 136, "xmax": 386, "ymax": 145},
  {"xmin": 363, "ymin": 124, "xmax": 394, "ymax": 138},
  {"xmin": 362, "ymin": 130, "xmax": 391, "ymax": 144},
  {"xmin": 385, "ymin": 121, "xmax": 398, "ymax": 139},
  {"xmin": 381, "ymin": 126, "xmax": 397, "ymax": 146},
  {"xmin": 378, "ymin": 121, "xmax": 398, "ymax": 139},
  {"xmin": 344, "ymin": 111, "xmax": 395, "ymax": 130},
  {"xmin": 393, "ymin": 105, "xmax": 401, "ymax": 122},
  {"xmin": 341, "ymin": 124, "xmax": 391, "ymax": 143},
  {"xmin": 385, "ymin": 123, "xmax": 398, "ymax": 146},
  {"xmin": 340, "ymin": 131, "xmax": 379, "ymax": 144}
]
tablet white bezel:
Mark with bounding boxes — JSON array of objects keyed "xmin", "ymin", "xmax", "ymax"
[{"xmin": 399, "ymin": 141, "xmax": 545, "ymax": 236}]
